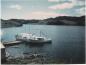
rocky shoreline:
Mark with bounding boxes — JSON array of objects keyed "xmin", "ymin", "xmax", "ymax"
[{"xmin": 1, "ymin": 16, "xmax": 85, "ymax": 28}]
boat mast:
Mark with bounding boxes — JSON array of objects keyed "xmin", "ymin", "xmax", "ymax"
[
  {"xmin": 29, "ymin": 24, "xmax": 30, "ymax": 33},
  {"xmin": 40, "ymin": 30, "xmax": 41, "ymax": 37}
]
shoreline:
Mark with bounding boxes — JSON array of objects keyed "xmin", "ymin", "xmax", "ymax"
[
  {"xmin": 1, "ymin": 16, "xmax": 85, "ymax": 28},
  {"xmin": 1, "ymin": 24, "xmax": 85, "ymax": 28}
]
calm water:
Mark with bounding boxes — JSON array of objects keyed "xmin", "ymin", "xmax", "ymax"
[{"xmin": 2, "ymin": 24, "xmax": 85, "ymax": 64}]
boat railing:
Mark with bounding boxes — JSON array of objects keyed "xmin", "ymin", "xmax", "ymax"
[
  {"xmin": 17, "ymin": 29, "xmax": 50, "ymax": 39},
  {"xmin": 40, "ymin": 30, "xmax": 49, "ymax": 38},
  {"xmin": 29, "ymin": 29, "xmax": 49, "ymax": 38}
]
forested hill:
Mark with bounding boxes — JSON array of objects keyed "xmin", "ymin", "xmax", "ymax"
[
  {"xmin": 44, "ymin": 16, "xmax": 85, "ymax": 25},
  {"xmin": 1, "ymin": 16, "xmax": 85, "ymax": 28}
]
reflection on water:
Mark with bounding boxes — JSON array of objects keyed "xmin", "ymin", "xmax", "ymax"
[{"xmin": 2, "ymin": 25, "xmax": 85, "ymax": 64}]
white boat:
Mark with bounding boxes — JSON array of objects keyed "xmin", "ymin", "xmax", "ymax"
[{"xmin": 15, "ymin": 33, "xmax": 52, "ymax": 43}]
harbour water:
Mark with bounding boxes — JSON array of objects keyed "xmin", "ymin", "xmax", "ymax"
[{"xmin": 1, "ymin": 24, "xmax": 85, "ymax": 64}]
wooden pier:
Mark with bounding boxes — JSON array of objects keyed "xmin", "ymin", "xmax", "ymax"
[
  {"xmin": 1, "ymin": 41, "xmax": 22, "ymax": 63},
  {"xmin": 3, "ymin": 41, "xmax": 22, "ymax": 46},
  {"xmin": 0, "ymin": 43, "xmax": 6, "ymax": 63}
]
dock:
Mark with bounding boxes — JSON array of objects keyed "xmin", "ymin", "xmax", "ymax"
[
  {"xmin": 3, "ymin": 41, "xmax": 22, "ymax": 46},
  {"xmin": 0, "ymin": 43, "xmax": 6, "ymax": 63},
  {"xmin": 1, "ymin": 41, "xmax": 22, "ymax": 63}
]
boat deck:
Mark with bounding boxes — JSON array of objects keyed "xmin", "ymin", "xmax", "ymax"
[{"xmin": 3, "ymin": 41, "xmax": 22, "ymax": 46}]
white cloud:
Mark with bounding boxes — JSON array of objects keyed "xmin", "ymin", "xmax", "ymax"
[
  {"xmin": 48, "ymin": 0, "xmax": 60, "ymax": 2},
  {"xmin": 49, "ymin": 3, "xmax": 74, "ymax": 10},
  {"xmin": 48, "ymin": 0, "xmax": 85, "ymax": 2},
  {"xmin": 71, "ymin": 0, "xmax": 85, "ymax": 5},
  {"xmin": 9, "ymin": 4, "xmax": 22, "ymax": 10},
  {"xmin": 75, "ymin": 7, "xmax": 85, "ymax": 16},
  {"xmin": 48, "ymin": 0, "xmax": 85, "ymax": 10},
  {"xmin": 24, "ymin": 11, "xmax": 67, "ymax": 19},
  {"xmin": 48, "ymin": 0, "xmax": 72, "ymax": 2},
  {"xmin": 79, "ymin": 7, "xmax": 85, "ymax": 15}
]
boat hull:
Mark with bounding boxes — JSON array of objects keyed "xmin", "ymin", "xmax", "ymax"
[
  {"xmin": 16, "ymin": 39, "xmax": 52, "ymax": 44},
  {"xmin": 15, "ymin": 33, "xmax": 52, "ymax": 44}
]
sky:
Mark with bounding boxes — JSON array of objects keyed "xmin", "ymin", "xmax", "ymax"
[{"xmin": 1, "ymin": 0, "xmax": 85, "ymax": 20}]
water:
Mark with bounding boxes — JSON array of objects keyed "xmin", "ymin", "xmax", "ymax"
[{"xmin": 1, "ymin": 24, "xmax": 85, "ymax": 64}]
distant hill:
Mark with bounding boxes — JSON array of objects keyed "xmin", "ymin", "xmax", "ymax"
[
  {"xmin": 44, "ymin": 16, "xmax": 85, "ymax": 26},
  {"xmin": 1, "ymin": 16, "xmax": 85, "ymax": 28},
  {"xmin": 1, "ymin": 19, "xmax": 23, "ymax": 28}
]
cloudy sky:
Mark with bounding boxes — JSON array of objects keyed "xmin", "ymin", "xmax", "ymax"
[{"xmin": 1, "ymin": 0, "xmax": 85, "ymax": 20}]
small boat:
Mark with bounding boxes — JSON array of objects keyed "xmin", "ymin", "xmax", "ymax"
[{"xmin": 15, "ymin": 33, "xmax": 52, "ymax": 43}]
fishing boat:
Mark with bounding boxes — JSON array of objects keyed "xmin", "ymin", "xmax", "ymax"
[{"xmin": 15, "ymin": 33, "xmax": 52, "ymax": 43}]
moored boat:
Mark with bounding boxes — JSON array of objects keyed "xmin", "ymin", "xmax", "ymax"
[{"xmin": 15, "ymin": 33, "xmax": 52, "ymax": 43}]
